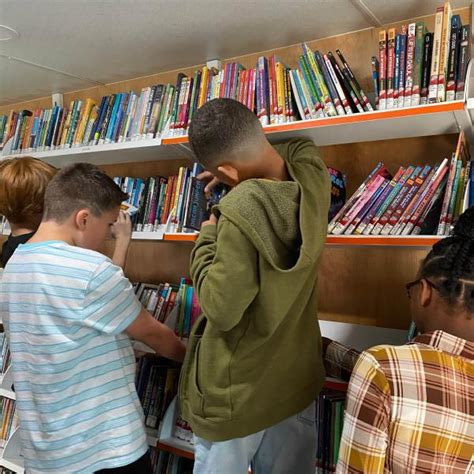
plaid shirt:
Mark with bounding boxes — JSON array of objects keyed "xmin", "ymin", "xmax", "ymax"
[{"xmin": 336, "ymin": 331, "xmax": 474, "ymax": 473}]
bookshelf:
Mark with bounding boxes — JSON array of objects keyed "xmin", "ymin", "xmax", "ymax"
[{"xmin": 1, "ymin": 3, "xmax": 473, "ymax": 472}]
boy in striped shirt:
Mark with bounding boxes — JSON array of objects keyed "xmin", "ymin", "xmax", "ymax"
[{"xmin": 0, "ymin": 163, "xmax": 186, "ymax": 474}]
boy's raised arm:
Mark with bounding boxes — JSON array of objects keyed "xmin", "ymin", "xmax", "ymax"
[{"xmin": 191, "ymin": 217, "xmax": 258, "ymax": 332}]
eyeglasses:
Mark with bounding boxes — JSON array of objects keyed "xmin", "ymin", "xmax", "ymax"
[{"xmin": 405, "ymin": 278, "xmax": 439, "ymax": 299}]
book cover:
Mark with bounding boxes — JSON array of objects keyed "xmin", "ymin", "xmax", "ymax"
[
  {"xmin": 378, "ymin": 30, "xmax": 387, "ymax": 110},
  {"xmin": 336, "ymin": 49, "xmax": 373, "ymax": 111},
  {"xmin": 403, "ymin": 23, "xmax": 417, "ymax": 107},
  {"xmin": 328, "ymin": 167, "xmax": 347, "ymax": 221},
  {"xmin": 420, "ymin": 33, "xmax": 434, "ymax": 104},
  {"xmin": 386, "ymin": 28, "xmax": 396, "ymax": 109},
  {"xmin": 437, "ymin": 1, "xmax": 453, "ymax": 102},
  {"xmin": 411, "ymin": 22, "xmax": 426, "ymax": 106},
  {"xmin": 429, "ymin": 6, "xmax": 445, "ymax": 103},
  {"xmin": 446, "ymin": 15, "xmax": 461, "ymax": 101},
  {"xmin": 455, "ymin": 24, "xmax": 470, "ymax": 100}
]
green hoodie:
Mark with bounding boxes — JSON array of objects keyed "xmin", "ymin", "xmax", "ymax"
[{"xmin": 179, "ymin": 138, "xmax": 330, "ymax": 441}]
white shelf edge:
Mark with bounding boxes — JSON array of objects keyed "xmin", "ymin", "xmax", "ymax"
[{"xmin": 159, "ymin": 436, "xmax": 195, "ymax": 454}]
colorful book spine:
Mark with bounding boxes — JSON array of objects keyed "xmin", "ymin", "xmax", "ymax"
[
  {"xmin": 445, "ymin": 158, "xmax": 463, "ymax": 232},
  {"xmin": 356, "ymin": 167, "xmax": 405, "ymax": 235},
  {"xmin": 336, "ymin": 49, "xmax": 373, "ymax": 111},
  {"xmin": 397, "ymin": 26, "xmax": 408, "ymax": 108},
  {"xmin": 324, "ymin": 54, "xmax": 352, "ymax": 114},
  {"xmin": 446, "ymin": 15, "xmax": 461, "ymax": 101},
  {"xmin": 402, "ymin": 159, "xmax": 449, "ymax": 235},
  {"xmin": 378, "ymin": 30, "xmax": 387, "ymax": 110},
  {"xmin": 455, "ymin": 25, "xmax": 471, "ymax": 100},
  {"xmin": 420, "ymin": 33, "xmax": 434, "ymax": 104},
  {"xmin": 371, "ymin": 57, "xmax": 379, "ymax": 109},
  {"xmin": 403, "ymin": 23, "xmax": 417, "ymax": 107},
  {"xmin": 429, "ymin": 6, "xmax": 445, "ymax": 103},
  {"xmin": 315, "ymin": 51, "xmax": 345, "ymax": 116},
  {"xmin": 386, "ymin": 28, "xmax": 396, "ymax": 109},
  {"xmin": 411, "ymin": 22, "xmax": 426, "ymax": 106},
  {"xmin": 437, "ymin": 1, "xmax": 452, "ymax": 102},
  {"xmin": 437, "ymin": 153, "xmax": 458, "ymax": 234},
  {"xmin": 393, "ymin": 34, "xmax": 402, "ymax": 108}
]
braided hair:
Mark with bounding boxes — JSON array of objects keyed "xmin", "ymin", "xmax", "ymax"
[{"xmin": 420, "ymin": 207, "xmax": 474, "ymax": 314}]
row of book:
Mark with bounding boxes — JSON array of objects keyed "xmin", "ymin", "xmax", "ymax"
[
  {"xmin": 134, "ymin": 278, "xmax": 201, "ymax": 341},
  {"xmin": 329, "ymin": 132, "xmax": 471, "ymax": 236},
  {"xmin": 0, "ymin": 398, "xmax": 17, "ymax": 447},
  {"xmin": 135, "ymin": 357, "xmax": 179, "ymax": 431},
  {"xmin": 315, "ymin": 389, "xmax": 346, "ymax": 474},
  {"xmin": 150, "ymin": 448, "xmax": 193, "ymax": 474},
  {"xmin": 0, "ymin": 43, "xmax": 371, "ymax": 153},
  {"xmin": 0, "ymin": 333, "xmax": 10, "ymax": 375},
  {"xmin": 373, "ymin": 1, "xmax": 470, "ymax": 109},
  {"xmin": 115, "ymin": 163, "xmax": 211, "ymax": 234}
]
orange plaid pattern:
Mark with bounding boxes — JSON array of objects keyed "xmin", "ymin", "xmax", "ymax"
[{"xmin": 336, "ymin": 331, "xmax": 473, "ymax": 473}]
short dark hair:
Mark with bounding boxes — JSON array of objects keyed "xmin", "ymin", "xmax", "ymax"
[
  {"xmin": 43, "ymin": 163, "xmax": 127, "ymax": 222},
  {"xmin": 188, "ymin": 98, "xmax": 264, "ymax": 167},
  {"xmin": 420, "ymin": 207, "xmax": 474, "ymax": 313}
]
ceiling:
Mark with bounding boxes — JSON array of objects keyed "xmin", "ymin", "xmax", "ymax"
[{"xmin": 0, "ymin": 0, "xmax": 471, "ymax": 107}]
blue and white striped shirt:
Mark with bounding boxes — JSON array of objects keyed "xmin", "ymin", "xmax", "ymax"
[{"xmin": 0, "ymin": 241, "xmax": 147, "ymax": 473}]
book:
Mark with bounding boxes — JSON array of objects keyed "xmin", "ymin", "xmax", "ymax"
[
  {"xmin": 420, "ymin": 33, "xmax": 434, "ymax": 104},
  {"xmin": 393, "ymin": 34, "xmax": 402, "ymax": 108},
  {"xmin": 437, "ymin": 1, "xmax": 452, "ymax": 102},
  {"xmin": 386, "ymin": 28, "xmax": 396, "ymax": 109},
  {"xmin": 397, "ymin": 26, "xmax": 408, "ymax": 108},
  {"xmin": 446, "ymin": 15, "xmax": 462, "ymax": 101},
  {"xmin": 455, "ymin": 24, "xmax": 471, "ymax": 100},
  {"xmin": 411, "ymin": 22, "xmax": 426, "ymax": 106},
  {"xmin": 371, "ymin": 56, "xmax": 379, "ymax": 109},
  {"xmin": 378, "ymin": 30, "xmax": 387, "ymax": 110},
  {"xmin": 429, "ymin": 6, "xmax": 445, "ymax": 103},
  {"xmin": 403, "ymin": 23, "xmax": 417, "ymax": 107}
]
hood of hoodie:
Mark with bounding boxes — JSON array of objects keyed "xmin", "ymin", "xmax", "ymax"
[{"xmin": 214, "ymin": 139, "xmax": 330, "ymax": 271}]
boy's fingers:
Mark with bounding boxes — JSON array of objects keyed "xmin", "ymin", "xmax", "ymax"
[
  {"xmin": 196, "ymin": 170, "xmax": 214, "ymax": 181},
  {"xmin": 204, "ymin": 177, "xmax": 220, "ymax": 194}
]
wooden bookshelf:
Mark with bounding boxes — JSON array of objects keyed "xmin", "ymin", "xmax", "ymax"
[{"xmin": 2, "ymin": 100, "xmax": 473, "ymax": 166}]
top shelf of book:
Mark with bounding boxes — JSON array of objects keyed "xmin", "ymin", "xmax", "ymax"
[{"xmin": 2, "ymin": 101, "xmax": 472, "ymax": 167}]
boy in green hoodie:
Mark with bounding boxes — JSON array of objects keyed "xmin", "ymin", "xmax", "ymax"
[{"xmin": 179, "ymin": 99, "xmax": 330, "ymax": 474}]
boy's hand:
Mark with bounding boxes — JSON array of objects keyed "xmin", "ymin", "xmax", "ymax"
[
  {"xmin": 197, "ymin": 171, "xmax": 220, "ymax": 195},
  {"xmin": 201, "ymin": 213, "xmax": 218, "ymax": 228},
  {"xmin": 112, "ymin": 211, "xmax": 132, "ymax": 243}
]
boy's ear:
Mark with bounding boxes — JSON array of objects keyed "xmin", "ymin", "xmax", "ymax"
[
  {"xmin": 217, "ymin": 164, "xmax": 239, "ymax": 186},
  {"xmin": 74, "ymin": 209, "xmax": 90, "ymax": 231},
  {"xmin": 419, "ymin": 279, "xmax": 433, "ymax": 308}
]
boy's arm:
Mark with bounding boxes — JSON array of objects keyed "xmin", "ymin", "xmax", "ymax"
[
  {"xmin": 322, "ymin": 337, "xmax": 360, "ymax": 381},
  {"xmin": 111, "ymin": 211, "xmax": 132, "ymax": 268},
  {"xmin": 191, "ymin": 217, "xmax": 258, "ymax": 332},
  {"xmin": 83, "ymin": 260, "xmax": 184, "ymax": 362},
  {"xmin": 336, "ymin": 351, "xmax": 390, "ymax": 473},
  {"xmin": 126, "ymin": 308, "xmax": 186, "ymax": 362}
]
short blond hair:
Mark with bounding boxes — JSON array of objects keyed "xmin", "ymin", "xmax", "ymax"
[{"xmin": 0, "ymin": 157, "xmax": 57, "ymax": 226}]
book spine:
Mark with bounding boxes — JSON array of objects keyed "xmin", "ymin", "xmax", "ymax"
[
  {"xmin": 344, "ymin": 179, "xmax": 389, "ymax": 235},
  {"xmin": 328, "ymin": 162, "xmax": 384, "ymax": 232},
  {"xmin": 380, "ymin": 166, "xmax": 422, "ymax": 235},
  {"xmin": 291, "ymin": 70, "xmax": 310, "ymax": 119},
  {"xmin": 420, "ymin": 33, "xmax": 434, "ymax": 104},
  {"xmin": 298, "ymin": 56, "xmax": 324, "ymax": 117},
  {"xmin": 455, "ymin": 25, "xmax": 470, "ymax": 100},
  {"xmin": 412, "ymin": 170, "xmax": 449, "ymax": 234},
  {"xmin": 445, "ymin": 159, "xmax": 463, "ymax": 233},
  {"xmin": 332, "ymin": 174, "xmax": 387, "ymax": 235},
  {"xmin": 397, "ymin": 26, "xmax": 408, "ymax": 108},
  {"xmin": 403, "ymin": 23, "xmax": 416, "ymax": 107},
  {"xmin": 249, "ymin": 68, "xmax": 257, "ymax": 113},
  {"xmin": 88, "ymin": 96, "xmax": 106, "ymax": 144},
  {"xmin": 315, "ymin": 51, "xmax": 345, "ymax": 115},
  {"xmin": 461, "ymin": 161, "xmax": 471, "ymax": 213},
  {"xmin": 324, "ymin": 54, "xmax": 352, "ymax": 114},
  {"xmin": 397, "ymin": 166, "xmax": 436, "ymax": 234},
  {"xmin": 356, "ymin": 167, "xmax": 405, "ymax": 235},
  {"xmin": 446, "ymin": 15, "xmax": 461, "ymax": 101},
  {"xmin": 370, "ymin": 167, "xmax": 414, "ymax": 235},
  {"xmin": 386, "ymin": 28, "xmax": 396, "ymax": 109},
  {"xmin": 391, "ymin": 165, "xmax": 431, "ymax": 235},
  {"xmin": 378, "ymin": 30, "xmax": 387, "ymax": 110},
  {"xmin": 429, "ymin": 6, "xmax": 445, "ymax": 103},
  {"xmin": 437, "ymin": 153, "xmax": 458, "ymax": 234},
  {"xmin": 437, "ymin": 1, "xmax": 452, "ymax": 102},
  {"xmin": 393, "ymin": 34, "xmax": 401, "ymax": 108},
  {"xmin": 371, "ymin": 57, "xmax": 379, "ymax": 109},
  {"xmin": 411, "ymin": 22, "xmax": 425, "ymax": 106},
  {"xmin": 336, "ymin": 49, "xmax": 373, "ymax": 111}
]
